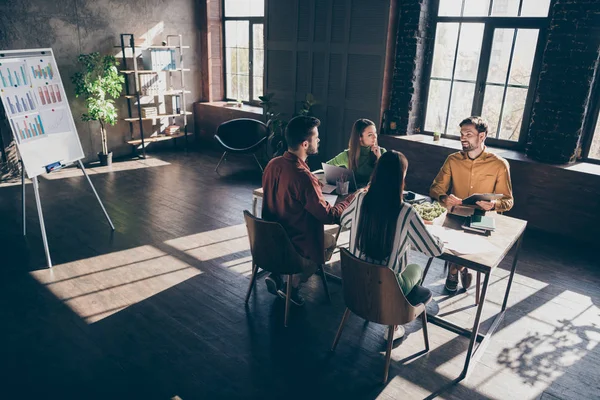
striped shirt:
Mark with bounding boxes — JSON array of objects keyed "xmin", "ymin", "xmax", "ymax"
[{"xmin": 340, "ymin": 191, "xmax": 444, "ymax": 274}]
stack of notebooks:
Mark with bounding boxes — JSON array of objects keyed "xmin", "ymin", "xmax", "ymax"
[
  {"xmin": 164, "ymin": 125, "xmax": 180, "ymax": 135},
  {"xmin": 461, "ymin": 215, "xmax": 496, "ymax": 236},
  {"xmin": 141, "ymin": 107, "xmax": 158, "ymax": 118}
]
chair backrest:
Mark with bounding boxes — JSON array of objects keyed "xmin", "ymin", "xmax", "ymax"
[
  {"xmin": 339, "ymin": 248, "xmax": 422, "ymax": 326},
  {"xmin": 243, "ymin": 210, "xmax": 311, "ymax": 275},
  {"xmin": 215, "ymin": 118, "xmax": 268, "ymax": 150}
]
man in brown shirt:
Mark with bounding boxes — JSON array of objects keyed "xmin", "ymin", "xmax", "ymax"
[
  {"xmin": 430, "ymin": 116, "xmax": 514, "ymax": 292},
  {"xmin": 262, "ymin": 116, "xmax": 355, "ymax": 306}
]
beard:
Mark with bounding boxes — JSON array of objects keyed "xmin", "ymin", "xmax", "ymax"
[
  {"xmin": 307, "ymin": 143, "xmax": 319, "ymax": 155},
  {"xmin": 462, "ymin": 141, "xmax": 476, "ymax": 151}
]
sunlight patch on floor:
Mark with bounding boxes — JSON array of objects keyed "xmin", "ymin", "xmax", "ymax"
[{"xmin": 30, "ymin": 245, "xmax": 201, "ymax": 323}]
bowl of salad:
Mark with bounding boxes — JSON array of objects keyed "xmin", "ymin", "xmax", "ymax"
[{"xmin": 412, "ymin": 201, "xmax": 447, "ymax": 224}]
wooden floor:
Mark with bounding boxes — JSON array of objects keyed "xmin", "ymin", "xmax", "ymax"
[{"xmin": 1, "ymin": 149, "xmax": 599, "ymax": 400}]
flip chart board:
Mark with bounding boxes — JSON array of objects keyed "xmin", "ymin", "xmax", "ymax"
[{"xmin": 0, "ymin": 48, "xmax": 84, "ymax": 178}]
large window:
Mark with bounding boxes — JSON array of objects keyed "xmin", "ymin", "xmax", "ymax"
[
  {"xmin": 424, "ymin": 0, "xmax": 551, "ymax": 145},
  {"xmin": 223, "ymin": 0, "xmax": 264, "ymax": 102}
]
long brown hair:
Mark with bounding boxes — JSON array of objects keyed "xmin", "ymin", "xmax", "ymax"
[
  {"xmin": 348, "ymin": 118, "xmax": 376, "ymax": 172},
  {"xmin": 355, "ymin": 150, "xmax": 409, "ymax": 261}
]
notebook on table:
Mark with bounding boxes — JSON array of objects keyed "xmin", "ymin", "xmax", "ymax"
[{"xmin": 461, "ymin": 215, "xmax": 495, "ymax": 236}]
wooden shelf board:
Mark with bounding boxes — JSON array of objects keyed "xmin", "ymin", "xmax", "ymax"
[
  {"xmin": 115, "ymin": 45, "xmax": 190, "ymax": 49},
  {"xmin": 127, "ymin": 132, "xmax": 186, "ymax": 145},
  {"xmin": 120, "ymin": 69, "xmax": 190, "ymax": 74},
  {"xmin": 123, "ymin": 90, "xmax": 191, "ymax": 99},
  {"xmin": 123, "ymin": 111, "xmax": 192, "ymax": 122}
]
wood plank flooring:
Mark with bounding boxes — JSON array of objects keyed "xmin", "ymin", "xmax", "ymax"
[{"xmin": 1, "ymin": 149, "xmax": 599, "ymax": 400}]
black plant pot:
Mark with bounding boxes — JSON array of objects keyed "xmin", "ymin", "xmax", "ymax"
[{"xmin": 98, "ymin": 151, "xmax": 113, "ymax": 167}]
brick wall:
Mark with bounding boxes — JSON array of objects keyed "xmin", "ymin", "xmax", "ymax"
[
  {"xmin": 526, "ymin": 0, "xmax": 600, "ymax": 164},
  {"xmin": 389, "ymin": 0, "xmax": 434, "ymax": 135}
]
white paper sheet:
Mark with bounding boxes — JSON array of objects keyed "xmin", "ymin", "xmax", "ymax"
[
  {"xmin": 323, "ymin": 194, "xmax": 338, "ymax": 205},
  {"xmin": 426, "ymin": 224, "xmax": 497, "ymax": 255}
]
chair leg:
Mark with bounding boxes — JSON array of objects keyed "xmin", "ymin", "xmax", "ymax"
[
  {"xmin": 252, "ymin": 153, "xmax": 264, "ymax": 172},
  {"xmin": 215, "ymin": 151, "xmax": 228, "ymax": 173},
  {"xmin": 331, "ymin": 308, "xmax": 351, "ymax": 351},
  {"xmin": 421, "ymin": 312, "xmax": 430, "ymax": 352},
  {"xmin": 383, "ymin": 325, "xmax": 395, "ymax": 383},
  {"xmin": 475, "ymin": 272, "xmax": 481, "ymax": 305},
  {"xmin": 245, "ymin": 262, "xmax": 259, "ymax": 304},
  {"xmin": 284, "ymin": 275, "xmax": 292, "ymax": 327},
  {"xmin": 319, "ymin": 265, "xmax": 331, "ymax": 302}
]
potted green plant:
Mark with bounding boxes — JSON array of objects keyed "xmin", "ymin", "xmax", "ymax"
[
  {"xmin": 259, "ymin": 93, "xmax": 286, "ymax": 157},
  {"xmin": 71, "ymin": 52, "xmax": 124, "ymax": 166},
  {"xmin": 259, "ymin": 93, "xmax": 317, "ymax": 158}
]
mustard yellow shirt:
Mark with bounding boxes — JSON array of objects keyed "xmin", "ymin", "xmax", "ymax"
[{"xmin": 429, "ymin": 148, "xmax": 514, "ymax": 212}]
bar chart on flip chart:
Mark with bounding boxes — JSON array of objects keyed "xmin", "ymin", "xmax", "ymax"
[{"xmin": 0, "ymin": 49, "xmax": 84, "ymax": 178}]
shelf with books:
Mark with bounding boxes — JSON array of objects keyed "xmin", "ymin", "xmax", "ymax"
[
  {"xmin": 118, "ymin": 33, "xmax": 190, "ymax": 158},
  {"xmin": 127, "ymin": 131, "xmax": 186, "ymax": 145},
  {"xmin": 123, "ymin": 90, "xmax": 191, "ymax": 99}
]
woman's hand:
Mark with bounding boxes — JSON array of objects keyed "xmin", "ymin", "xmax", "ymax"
[{"xmin": 371, "ymin": 143, "xmax": 381, "ymax": 159}]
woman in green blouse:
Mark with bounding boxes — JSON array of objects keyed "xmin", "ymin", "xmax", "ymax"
[{"xmin": 326, "ymin": 118, "xmax": 386, "ymax": 185}]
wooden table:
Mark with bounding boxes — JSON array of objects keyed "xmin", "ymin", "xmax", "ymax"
[{"xmin": 421, "ymin": 212, "xmax": 527, "ymax": 394}]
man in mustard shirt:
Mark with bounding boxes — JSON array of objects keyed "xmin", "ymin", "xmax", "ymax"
[{"xmin": 430, "ymin": 116, "xmax": 514, "ymax": 292}]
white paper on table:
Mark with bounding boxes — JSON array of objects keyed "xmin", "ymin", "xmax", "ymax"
[
  {"xmin": 426, "ymin": 224, "xmax": 497, "ymax": 255},
  {"xmin": 323, "ymin": 194, "xmax": 338, "ymax": 205},
  {"xmin": 321, "ymin": 184, "xmax": 337, "ymax": 194}
]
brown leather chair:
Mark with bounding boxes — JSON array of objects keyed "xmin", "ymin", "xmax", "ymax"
[
  {"xmin": 331, "ymin": 248, "xmax": 430, "ymax": 383},
  {"xmin": 243, "ymin": 210, "xmax": 331, "ymax": 327}
]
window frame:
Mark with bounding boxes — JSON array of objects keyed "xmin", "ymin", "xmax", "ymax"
[
  {"xmin": 222, "ymin": 0, "xmax": 265, "ymax": 104},
  {"xmin": 581, "ymin": 66, "xmax": 600, "ymax": 164},
  {"xmin": 422, "ymin": 0, "xmax": 550, "ymax": 149}
]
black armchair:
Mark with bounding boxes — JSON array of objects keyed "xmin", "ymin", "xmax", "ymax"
[{"xmin": 214, "ymin": 118, "xmax": 268, "ymax": 174}]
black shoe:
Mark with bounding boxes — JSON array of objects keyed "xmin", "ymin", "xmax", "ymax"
[
  {"xmin": 265, "ymin": 273, "xmax": 282, "ymax": 296},
  {"xmin": 406, "ymin": 285, "xmax": 433, "ymax": 306},
  {"xmin": 277, "ymin": 283, "xmax": 305, "ymax": 307},
  {"xmin": 445, "ymin": 269, "xmax": 459, "ymax": 292}
]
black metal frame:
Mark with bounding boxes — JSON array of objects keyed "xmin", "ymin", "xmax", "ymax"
[
  {"xmin": 420, "ymin": 232, "xmax": 524, "ymax": 391},
  {"xmin": 222, "ymin": 0, "xmax": 265, "ymax": 104},
  {"xmin": 421, "ymin": 0, "xmax": 551, "ymax": 150}
]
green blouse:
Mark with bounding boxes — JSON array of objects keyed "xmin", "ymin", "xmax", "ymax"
[{"xmin": 326, "ymin": 145, "xmax": 387, "ymax": 184}]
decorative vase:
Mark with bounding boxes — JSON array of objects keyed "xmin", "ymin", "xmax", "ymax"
[{"xmin": 98, "ymin": 151, "xmax": 113, "ymax": 167}]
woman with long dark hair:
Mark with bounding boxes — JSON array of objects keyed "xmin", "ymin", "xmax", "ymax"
[
  {"xmin": 340, "ymin": 150, "xmax": 443, "ymax": 341},
  {"xmin": 326, "ymin": 118, "xmax": 386, "ymax": 185}
]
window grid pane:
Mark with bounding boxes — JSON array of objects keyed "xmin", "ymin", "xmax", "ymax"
[
  {"xmin": 224, "ymin": 0, "xmax": 264, "ymax": 17},
  {"xmin": 453, "ymin": 23, "xmax": 485, "ymax": 81},
  {"xmin": 589, "ymin": 114, "xmax": 600, "ymax": 160},
  {"xmin": 431, "ymin": 23, "xmax": 460, "ymax": 79}
]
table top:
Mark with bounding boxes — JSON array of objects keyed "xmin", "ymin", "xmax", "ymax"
[{"xmin": 427, "ymin": 213, "xmax": 527, "ymax": 272}]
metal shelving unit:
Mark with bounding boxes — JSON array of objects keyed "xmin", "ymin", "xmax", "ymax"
[{"xmin": 118, "ymin": 33, "xmax": 189, "ymax": 158}]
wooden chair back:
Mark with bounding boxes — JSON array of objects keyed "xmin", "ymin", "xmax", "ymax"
[
  {"xmin": 339, "ymin": 248, "xmax": 424, "ymax": 326},
  {"xmin": 243, "ymin": 210, "xmax": 313, "ymax": 275}
]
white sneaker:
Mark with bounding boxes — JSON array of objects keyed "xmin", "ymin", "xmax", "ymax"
[{"xmin": 384, "ymin": 325, "xmax": 405, "ymax": 341}]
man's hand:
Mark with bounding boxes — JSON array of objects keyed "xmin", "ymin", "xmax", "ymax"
[
  {"xmin": 445, "ymin": 194, "xmax": 462, "ymax": 207},
  {"xmin": 371, "ymin": 143, "xmax": 382, "ymax": 159},
  {"xmin": 476, "ymin": 200, "xmax": 495, "ymax": 211}
]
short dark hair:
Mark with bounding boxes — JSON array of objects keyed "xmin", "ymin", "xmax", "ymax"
[
  {"xmin": 285, "ymin": 116, "xmax": 320, "ymax": 150},
  {"xmin": 459, "ymin": 116, "xmax": 488, "ymax": 135}
]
